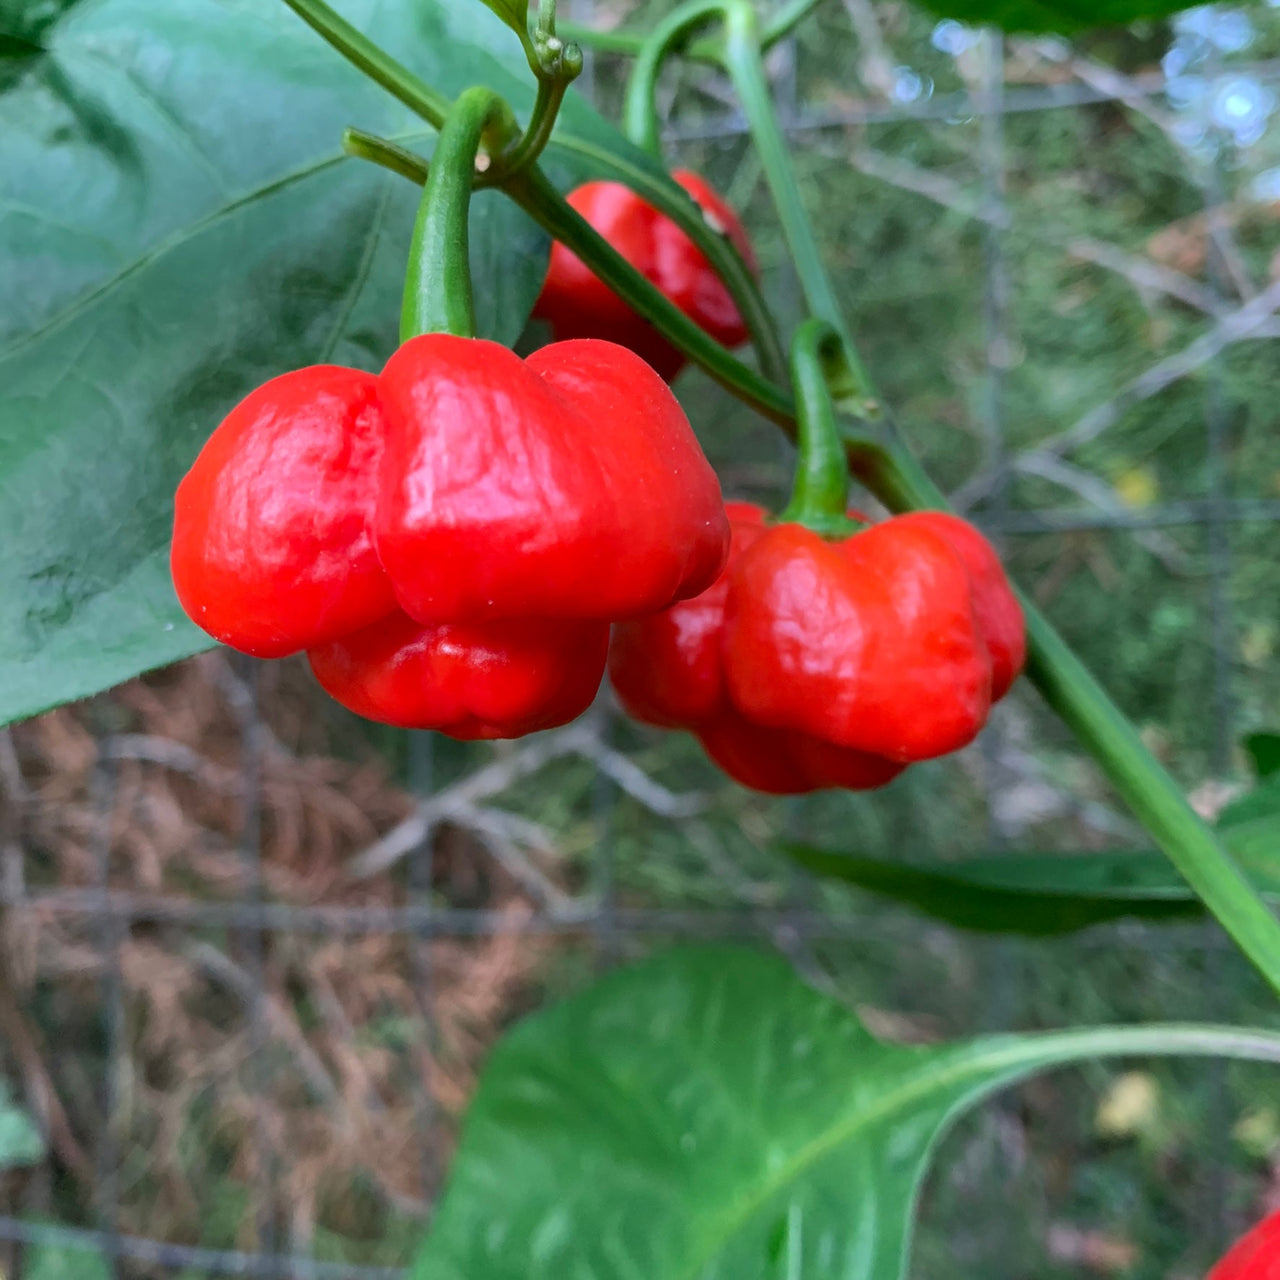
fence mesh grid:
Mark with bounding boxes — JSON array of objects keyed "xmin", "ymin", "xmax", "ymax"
[{"xmin": 2, "ymin": 0, "xmax": 1279, "ymax": 1274}]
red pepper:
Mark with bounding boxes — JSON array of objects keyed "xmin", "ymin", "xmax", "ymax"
[
  {"xmin": 308, "ymin": 611, "xmax": 609, "ymax": 740},
  {"xmin": 609, "ymin": 504, "xmax": 1024, "ymax": 793},
  {"xmin": 533, "ymin": 171, "xmax": 756, "ymax": 382},
  {"xmin": 609, "ymin": 503, "xmax": 905, "ymax": 795},
  {"xmin": 724, "ymin": 510, "xmax": 1025, "ymax": 763},
  {"xmin": 172, "ymin": 336, "xmax": 728, "ymax": 736},
  {"xmin": 1209, "ymin": 1209, "xmax": 1280, "ymax": 1278}
]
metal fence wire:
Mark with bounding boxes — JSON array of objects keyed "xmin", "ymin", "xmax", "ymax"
[{"xmin": 3, "ymin": 1, "xmax": 1280, "ymax": 1275}]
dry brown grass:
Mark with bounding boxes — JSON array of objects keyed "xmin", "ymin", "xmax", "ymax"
[{"xmin": 0, "ymin": 652, "xmax": 559, "ymax": 1258}]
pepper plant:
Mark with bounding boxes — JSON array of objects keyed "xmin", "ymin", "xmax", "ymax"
[{"xmin": 3, "ymin": 0, "xmax": 1280, "ymax": 1272}]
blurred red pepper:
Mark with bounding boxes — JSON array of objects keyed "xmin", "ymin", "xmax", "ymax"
[
  {"xmin": 172, "ymin": 337, "xmax": 728, "ymax": 737},
  {"xmin": 1209, "ymin": 1209, "xmax": 1280, "ymax": 1278},
  {"xmin": 533, "ymin": 171, "xmax": 756, "ymax": 382},
  {"xmin": 609, "ymin": 504, "xmax": 1025, "ymax": 793}
]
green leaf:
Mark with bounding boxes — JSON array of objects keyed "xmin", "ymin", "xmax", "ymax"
[
  {"xmin": 476, "ymin": 0, "xmax": 529, "ymax": 40},
  {"xmin": 783, "ymin": 808, "xmax": 1280, "ymax": 935},
  {"xmin": 0, "ymin": 0, "xmax": 663, "ymax": 727},
  {"xmin": 0, "ymin": 1086, "xmax": 44, "ymax": 1169},
  {"xmin": 414, "ymin": 946, "xmax": 1280, "ymax": 1280},
  {"xmin": 913, "ymin": 0, "xmax": 1204, "ymax": 35},
  {"xmin": 1245, "ymin": 732, "xmax": 1280, "ymax": 781}
]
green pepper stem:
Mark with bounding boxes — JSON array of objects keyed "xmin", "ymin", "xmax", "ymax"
[
  {"xmin": 778, "ymin": 319, "xmax": 855, "ymax": 533},
  {"xmin": 401, "ymin": 88, "xmax": 515, "ymax": 343},
  {"xmin": 622, "ymin": 0, "xmax": 725, "ymax": 157}
]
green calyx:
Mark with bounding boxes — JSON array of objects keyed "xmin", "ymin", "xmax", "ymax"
[
  {"xmin": 777, "ymin": 319, "xmax": 862, "ymax": 537},
  {"xmin": 400, "ymin": 87, "xmax": 518, "ymax": 343}
]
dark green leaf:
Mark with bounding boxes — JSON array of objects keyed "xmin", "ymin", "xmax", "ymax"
[
  {"xmin": 915, "ymin": 0, "xmax": 1203, "ymax": 35},
  {"xmin": 0, "ymin": 0, "xmax": 663, "ymax": 726},
  {"xmin": 1245, "ymin": 732, "xmax": 1280, "ymax": 780},
  {"xmin": 783, "ymin": 809, "xmax": 1280, "ymax": 935},
  {"xmin": 414, "ymin": 946, "xmax": 1280, "ymax": 1280}
]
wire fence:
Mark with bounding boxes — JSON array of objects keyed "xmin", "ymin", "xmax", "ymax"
[{"xmin": 2, "ymin": 1, "xmax": 1278, "ymax": 1274}]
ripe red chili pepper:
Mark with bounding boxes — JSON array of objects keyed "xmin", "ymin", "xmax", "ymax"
[
  {"xmin": 533, "ymin": 171, "xmax": 756, "ymax": 382},
  {"xmin": 1209, "ymin": 1209, "xmax": 1280, "ymax": 1278},
  {"xmin": 308, "ymin": 611, "xmax": 609, "ymax": 740},
  {"xmin": 172, "ymin": 336, "xmax": 728, "ymax": 736},
  {"xmin": 610, "ymin": 503, "xmax": 906, "ymax": 795},
  {"xmin": 609, "ymin": 504, "xmax": 1024, "ymax": 793},
  {"xmin": 724, "ymin": 510, "xmax": 1025, "ymax": 763}
]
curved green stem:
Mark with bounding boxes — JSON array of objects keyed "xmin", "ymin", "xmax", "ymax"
[
  {"xmin": 778, "ymin": 319, "xmax": 855, "ymax": 534},
  {"xmin": 622, "ymin": 0, "xmax": 725, "ymax": 156},
  {"xmin": 718, "ymin": 1, "xmax": 875, "ymax": 417},
  {"xmin": 561, "ymin": 0, "xmax": 827, "ymax": 62},
  {"xmin": 401, "ymin": 88, "xmax": 514, "ymax": 342},
  {"xmin": 279, "ymin": 0, "xmax": 450, "ymax": 127},
  {"xmin": 845, "ymin": 433, "xmax": 1280, "ymax": 1002}
]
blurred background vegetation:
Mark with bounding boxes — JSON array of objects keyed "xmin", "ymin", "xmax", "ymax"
[{"xmin": 4, "ymin": 0, "xmax": 1280, "ymax": 1276}]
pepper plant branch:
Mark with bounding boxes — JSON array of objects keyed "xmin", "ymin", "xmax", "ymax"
[{"xmin": 717, "ymin": 1, "xmax": 878, "ymax": 418}]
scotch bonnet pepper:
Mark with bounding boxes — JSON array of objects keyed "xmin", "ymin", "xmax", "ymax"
[
  {"xmin": 609, "ymin": 502, "xmax": 1025, "ymax": 794},
  {"xmin": 171, "ymin": 335, "xmax": 729, "ymax": 738},
  {"xmin": 534, "ymin": 171, "xmax": 756, "ymax": 382}
]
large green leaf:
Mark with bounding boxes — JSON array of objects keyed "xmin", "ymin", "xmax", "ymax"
[
  {"xmin": 0, "ymin": 0, "xmax": 665, "ymax": 727},
  {"xmin": 784, "ymin": 807, "xmax": 1280, "ymax": 935},
  {"xmin": 916, "ymin": 0, "xmax": 1203, "ymax": 34},
  {"xmin": 414, "ymin": 946, "xmax": 1280, "ymax": 1280}
]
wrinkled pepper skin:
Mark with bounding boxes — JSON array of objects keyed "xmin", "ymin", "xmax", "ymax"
[
  {"xmin": 1210, "ymin": 1209, "xmax": 1280, "ymax": 1279},
  {"xmin": 172, "ymin": 337, "xmax": 728, "ymax": 737},
  {"xmin": 533, "ymin": 171, "xmax": 756, "ymax": 382},
  {"xmin": 609, "ymin": 504, "xmax": 906, "ymax": 795},
  {"xmin": 610, "ymin": 505, "xmax": 1024, "ymax": 793},
  {"xmin": 170, "ymin": 367, "xmax": 396, "ymax": 658},
  {"xmin": 308, "ymin": 611, "xmax": 609, "ymax": 739},
  {"xmin": 376, "ymin": 336, "xmax": 728, "ymax": 623},
  {"xmin": 724, "ymin": 512, "xmax": 1024, "ymax": 763}
]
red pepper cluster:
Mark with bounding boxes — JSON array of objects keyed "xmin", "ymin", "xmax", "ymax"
[
  {"xmin": 171, "ymin": 336, "xmax": 728, "ymax": 739},
  {"xmin": 610, "ymin": 503, "xmax": 1024, "ymax": 794},
  {"xmin": 1210, "ymin": 1209, "xmax": 1280, "ymax": 1278},
  {"xmin": 172, "ymin": 169, "xmax": 1026, "ymax": 794}
]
